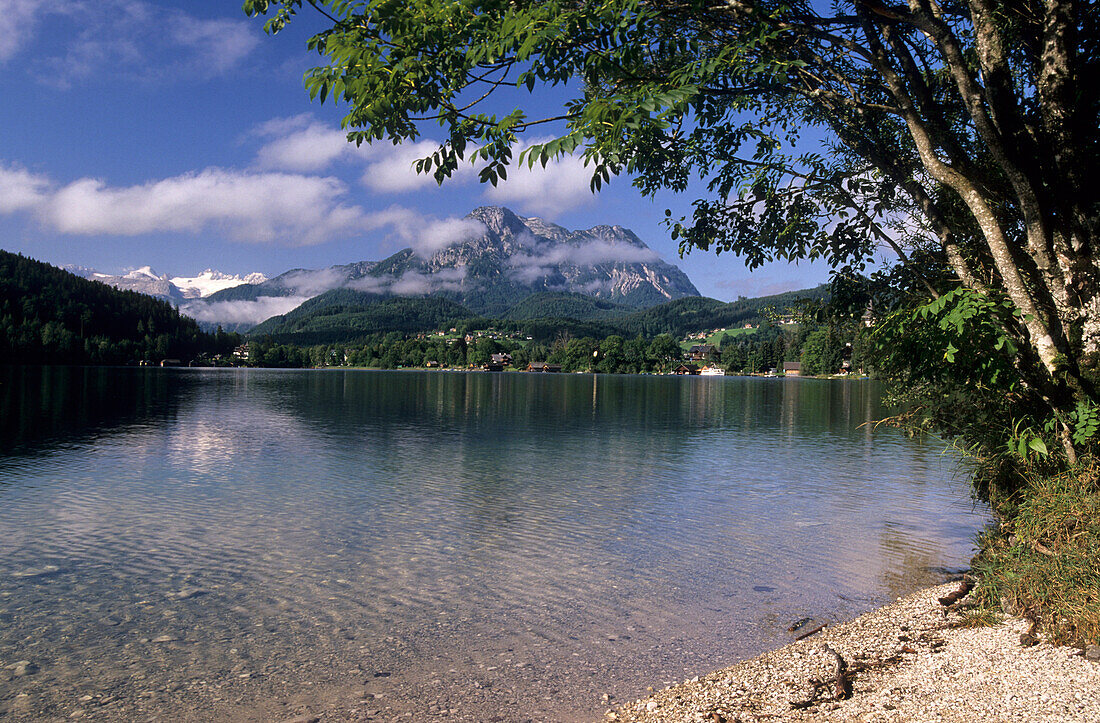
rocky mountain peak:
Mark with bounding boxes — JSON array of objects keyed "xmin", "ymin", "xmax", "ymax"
[
  {"xmin": 582, "ymin": 224, "xmax": 646, "ymax": 247},
  {"xmin": 466, "ymin": 206, "xmax": 529, "ymax": 239}
]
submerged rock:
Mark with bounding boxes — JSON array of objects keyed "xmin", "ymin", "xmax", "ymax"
[
  {"xmin": 9, "ymin": 660, "xmax": 39, "ymax": 677},
  {"xmin": 12, "ymin": 565, "xmax": 61, "ymax": 579},
  {"xmin": 170, "ymin": 587, "xmax": 208, "ymax": 600}
]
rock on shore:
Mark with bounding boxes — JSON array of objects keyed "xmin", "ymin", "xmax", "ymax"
[{"xmin": 607, "ymin": 582, "xmax": 1100, "ymax": 722}]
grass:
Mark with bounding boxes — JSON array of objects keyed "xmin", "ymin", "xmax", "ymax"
[
  {"xmin": 679, "ymin": 326, "xmax": 758, "ymax": 351},
  {"xmin": 971, "ymin": 461, "xmax": 1100, "ymax": 646}
]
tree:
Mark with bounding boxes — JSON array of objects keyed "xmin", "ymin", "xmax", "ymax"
[
  {"xmin": 800, "ymin": 327, "xmax": 845, "ymax": 376},
  {"xmin": 646, "ymin": 333, "xmax": 681, "ymax": 371},
  {"xmin": 598, "ymin": 334, "xmax": 626, "ymax": 373},
  {"xmin": 245, "ymin": 0, "xmax": 1099, "ymax": 460},
  {"xmin": 624, "ymin": 334, "xmax": 650, "ymax": 373}
]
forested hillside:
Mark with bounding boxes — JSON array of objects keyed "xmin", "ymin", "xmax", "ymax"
[
  {"xmin": 615, "ymin": 286, "xmax": 829, "ymax": 338},
  {"xmin": 0, "ymin": 250, "xmax": 224, "ymax": 364},
  {"xmin": 248, "ymin": 289, "xmax": 484, "ymax": 344},
  {"xmin": 500, "ymin": 292, "xmax": 634, "ymax": 321},
  {"xmin": 248, "ymin": 283, "xmax": 829, "ymax": 345}
]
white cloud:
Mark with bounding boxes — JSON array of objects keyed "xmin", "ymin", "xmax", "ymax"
[
  {"xmin": 252, "ymin": 119, "xmax": 477, "ymax": 194},
  {"xmin": 562, "ymin": 236, "xmax": 659, "ymax": 265},
  {"xmin": 348, "ymin": 267, "xmax": 467, "ymax": 296},
  {"xmin": 0, "ymin": 163, "xmax": 376, "ymax": 246},
  {"xmin": 505, "ymin": 233, "xmax": 658, "ymax": 284},
  {"xmin": 391, "ymin": 267, "xmax": 466, "ymax": 295},
  {"xmin": 407, "ymin": 217, "xmax": 486, "ymax": 258},
  {"xmin": 27, "ymin": 1, "xmax": 259, "ymax": 86},
  {"xmin": 182, "ymin": 295, "xmax": 311, "ymax": 326},
  {"xmin": 483, "ymin": 143, "xmax": 597, "ymax": 215},
  {"xmin": 359, "ymin": 139, "xmax": 481, "ymax": 193},
  {"xmin": 274, "ymin": 267, "xmax": 350, "ymax": 296},
  {"xmin": 170, "ymin": 14, "xmax": 258, "ymax": 73},
  {"xmin": 0, "ymin": 0, "xmax": 54, "ymax": 63},
  {"xmin": 0, "ymin": 164, "xmax": 50, "ymax": 213},
  {"xmin": 343, "ymin": 207, "xmax": 486, "ymax": 258},
  {"xmin": 254, "ymin": 116, "xmax": 364, "ymax": 172},
  {"xmin": 357, "ymin": 136, "xmax": 599, "ymax": 212},
  {"xmin": 251, "ymin": 120, "xmax": 598, "ymax": 215}
]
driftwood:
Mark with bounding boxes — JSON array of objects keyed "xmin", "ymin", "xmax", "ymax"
[
  {"xmin": 794, "ymin": 622, "xmax": 828, "ymax": 641},
  {"xmin": 938, "ymin": 577, "xmax": 973, "ymax": 607},
  {"xmin": 826, "ymin": 645, "xmax": 853, "ymax": 700},
  {"xmin": 787, "ymin": 617, "xmax": 813, "ymax": 632},
  {"xmin": 789, "ymin": 645, "xmax": 852, "ymax": 710}
]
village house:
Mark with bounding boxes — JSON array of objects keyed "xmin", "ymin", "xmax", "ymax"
[
  {"xmin": 687, "ymin": 344, "xmax": 719, "ymax": 362},
  {"xmin": 487, "ymin": 352, "xmax": 512, "ymax": 371},
  {"xmin": 527, "ymin": 361, "xmax": 562, "ymax": 373},
  {"xmin": 862, "ymin": 306, "xmax": 877, "ymax": 327},
  {"xmin": 783, "ymin": 361, "xmax": 802, "ymax": 376},
  {"xmin": 674, "ymin": 363, "xmax": 701, "ymax": 375}
]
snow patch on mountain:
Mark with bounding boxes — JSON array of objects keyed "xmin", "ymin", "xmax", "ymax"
[
  {"xmin": 74, "ymin": 265, "xmax": 268, "ymax": 300},
  {"xmin": 170, "ymin": 269, "xmax": 269, "ymax": 299}
]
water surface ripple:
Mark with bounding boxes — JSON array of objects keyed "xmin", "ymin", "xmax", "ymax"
[{"xmin": 0, "ymin": 368, "xmax": 987, "ymax": 721}]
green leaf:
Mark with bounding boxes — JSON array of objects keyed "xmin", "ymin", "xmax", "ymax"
[{"xmin": 1027, "ymin": 437, "xmax": 1048, "ymax": 456}]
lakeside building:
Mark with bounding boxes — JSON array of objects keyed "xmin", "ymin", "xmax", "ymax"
[
  {"xmin": 687, "ymin": 344, "xmax": 719, "ymax": 362},
  {"xmin": 783, "ymin": 361, "xmax": 802, "ymax": 376}
]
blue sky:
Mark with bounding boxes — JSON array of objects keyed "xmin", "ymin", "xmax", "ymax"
[{"xmin": 0, "ymin": 0, "xmax": 834, "ymax": 300}]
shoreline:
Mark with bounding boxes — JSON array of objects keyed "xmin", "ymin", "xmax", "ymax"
[{"xmin": 606, "ymin": 581, "xmax": 1099, "ymax": 722}]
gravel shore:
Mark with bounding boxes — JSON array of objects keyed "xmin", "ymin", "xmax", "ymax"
[{"xmin": 606, "ymin": 582, "xmax": 1100, "ymax": 722}]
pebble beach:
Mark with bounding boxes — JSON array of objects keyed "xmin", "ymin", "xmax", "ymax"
[
  {"xmin": 7, "ymin": 581, "xmax": 1097, "ymax": 721},
  {"xmin": 606, "ymin": 582, "xmax": 1100, "ymax": 722}
]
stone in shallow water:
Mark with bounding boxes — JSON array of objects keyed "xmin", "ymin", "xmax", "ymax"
[
  {"xmin": 12, "ymin": 565, "xmax": 60, "ymax": 578},
  {"xmin": 9, "ymin": 660, "xmax": 38, "ymax": 677},
  {"xmin": 171, "ymin": 587, "xmax": 208, "ymax": 600}
]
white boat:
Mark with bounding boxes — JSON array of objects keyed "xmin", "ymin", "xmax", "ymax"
[{"xmin": 700, "ymin": 366, "xmax": 725, "ymax": 376}]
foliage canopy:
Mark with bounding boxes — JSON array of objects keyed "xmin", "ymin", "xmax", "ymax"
[{"xmin": 246, "ymin": 0, "xmax": 1100, "ymax": 465}]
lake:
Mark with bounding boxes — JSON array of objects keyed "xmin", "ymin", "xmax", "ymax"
[{"xmin": 0, "ymin": 367, "xmax": 987, "ymax": 721}]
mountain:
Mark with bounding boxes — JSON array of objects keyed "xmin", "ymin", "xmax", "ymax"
[
  {"xmin": 363, "ymin": 206, "xmax": 699, "ymax": 315},
  {"xmin": 203, "ymin": 261, "xmax": 379, "ymax": 303},
  {"xmin": 193, "ymin": 206, "xmax": 699, "ymax": 329},
  {"xmin": 76, "ymin": 266, "xmax": 184, "ymax": 301},
  {"xmin": 170, "ymin": 269, "xmax": 268, "ymax": 298},
  {"xmin": 71, "ymin": 266, "xmax": 268, "ymax": 302}
]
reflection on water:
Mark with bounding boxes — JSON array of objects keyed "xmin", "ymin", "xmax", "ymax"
[{"xmin": 0, "ymin": 368, "xmax": 987, "ymax": 721}]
